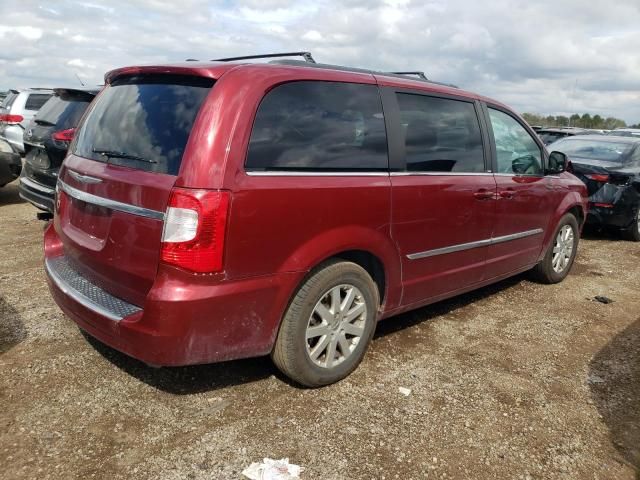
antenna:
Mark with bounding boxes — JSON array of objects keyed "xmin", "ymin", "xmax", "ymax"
[{"xmin": 75, "ymin": 73, "xmax": 85, "ymax": 87}]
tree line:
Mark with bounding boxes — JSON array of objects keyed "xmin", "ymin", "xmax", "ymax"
[{"xmin": 521, "ymin": 113, "xmax": 630, "ymax": 130}]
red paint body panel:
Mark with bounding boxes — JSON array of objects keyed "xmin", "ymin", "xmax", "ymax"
[
  {"xmin": 44, "ymin": 61, "xmax": 589, "ymax": 367},
  {"xmin": 56, "ymin": 156, "xmax": 177, "ymax": 306},
  {"xmin": 486, "ymin": 175, "xmax": 555, "ymax": 277},
  {"xmin": 390, "ymin": 174, "xmax": 496, "ymax": 305}
]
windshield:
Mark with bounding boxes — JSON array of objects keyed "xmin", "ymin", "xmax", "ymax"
[
  {"xmin": 35, "ymin": 95, "xmax": 93, "ymax": 130},
  {"xmin": 73, "ymin": 75, "xmax": 214, "ymax": 175},
  {"xmin": 552, "ymin": 138, "xmax": 633, "ymax": 163}
]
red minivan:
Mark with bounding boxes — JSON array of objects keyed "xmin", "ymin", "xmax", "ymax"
[{"xmin": 44, "ymin": 54, "xmax": 588, "ymax": 386}]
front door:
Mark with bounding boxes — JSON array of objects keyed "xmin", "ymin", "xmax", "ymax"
[
  {"xmin": 484, "ymin": 106, "xmax": 555, "ymax": 278},
  {"xmin": 385, "ymin": 89, "xmax": 496, "ymax": 307}
]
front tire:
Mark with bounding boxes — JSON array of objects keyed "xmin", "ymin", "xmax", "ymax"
[
  {"xmin": 272, "ymin": 260, "xmax": 379, "ymax": 387},
  {"xmin": 532, "ymin": 213, "xmax": 579, "ymax": 284}
]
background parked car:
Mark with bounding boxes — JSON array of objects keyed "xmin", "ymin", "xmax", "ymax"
[
  {"xmin": 537, "ymin": 127, "xmax": 591, "ymax": 145},
  {"xmin": 0, "ymin": 88, "xmax": 53, "ymax": 155},
  {"xmin": 551, "ymin": 135, "xmax": 640, "ymax": 241},
  {"xmin": 0, "ymin": 137, "xmax": 22, "ymax": 187},
  {"xmin": 607, "ymin": 128, "xmax": 640, "ymax": 137},
  {"xmin": 19, "ymin": 87, "xmax": 99, "ymax": 213}
]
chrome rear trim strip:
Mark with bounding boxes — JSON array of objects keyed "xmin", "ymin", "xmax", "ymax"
[
  {"xmin": 20, "ymin": 176, "xmax": 55, "ymax": 194},
  {"xmin": 57, "ymin": 180, "xmax": 164, "ymax": 220},
  {"xmin": 407, "ymin": 228, "xmax": 544, "ymax": 260}
]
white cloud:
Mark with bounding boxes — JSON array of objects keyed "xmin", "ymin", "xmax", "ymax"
[
  {"xmin": 0, "ymin": 25, "xmax": 43, "ymax": 40},
  {"xmin": 0, "ymin": 0, "xmax": 638, "ymax": 123}
]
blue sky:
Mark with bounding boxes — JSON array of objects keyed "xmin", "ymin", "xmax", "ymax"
[{"xmin": 1, "ymin": 0, "xmax": 639, "ymax": 123}]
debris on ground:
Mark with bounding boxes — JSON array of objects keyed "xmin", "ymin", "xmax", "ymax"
[
  {"xmin": 242, "ymin": 458, "xmax": 303, "ymax": 480},
  {"xmin": 587, "ymin": 374, "xmax": 605, "ymax": 385},
  {"xmin": 398, "ymin": 387, "xmax": 412, "ymax": 396},
  {"xmin": 594, "ymin": 296, "xmax": 614, "ymax": 304}
]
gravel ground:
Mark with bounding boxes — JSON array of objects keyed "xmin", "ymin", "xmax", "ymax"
[{"xmin": 1, "ymin": 179, "xmax": 639, "ymax": 480}]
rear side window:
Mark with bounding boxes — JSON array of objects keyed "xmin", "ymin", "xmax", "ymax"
[
  {"xmin": 25, "ymin": 94, "xmax": 52, "ymax": 111},
  {"xmin": 396, "ymin": 93, "xmax": 485, "ymax": 173},
  {"xmin": 35, "ymin": 95, "xmax": 93, "ymax": 130},
  {"xmin": 73, "ymin": 75, "xmax": 213, "ymax": 174},
  {"xmin": 246, "ymin": 81, "xmax": 388, "ymax": 171}
]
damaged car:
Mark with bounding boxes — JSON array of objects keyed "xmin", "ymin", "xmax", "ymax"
[
  {"xmin": 551, "ymin": 135, "xmax": 640, "ymax": 241},
  {"xmin": 20, "ymin": 87, "xmax": 99, "ymax": 214}
]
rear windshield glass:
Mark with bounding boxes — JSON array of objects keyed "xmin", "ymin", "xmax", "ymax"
[
  {"xmin": 73, "ymin": 75, "xmax": 214, "ymax": 175},
  {"xmin": 35, "ymin": 95, "xmax": 93, "ymax": 130},
  {"xmin": 25, "ymin": 93, "xmax": 52, "ymax": 111},
  {"xmin": 552, "ymin": 138, "xmax": 633, "ymax": 163}
]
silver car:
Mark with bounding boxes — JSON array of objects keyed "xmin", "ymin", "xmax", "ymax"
[{"xmin": 0, "ymin": 88, "xmax": 53, "ymax": 154}]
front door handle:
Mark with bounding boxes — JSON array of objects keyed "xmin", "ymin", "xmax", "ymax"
[
  {"xmin": 499, "ymin": 189, "xmax": 516, "ymax": 199},
  {"xmin": 474, "ymin": 189, "xmax": 495, "ymax": 200}
]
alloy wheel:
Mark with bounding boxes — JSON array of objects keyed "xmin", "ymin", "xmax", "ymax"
[
  {"xmin": 552, "ymin": 225, "xmax": 575, "ymax": 273},
  {"xmin": 305, "ymin": 284, "xmax": 367, "ymax": 369}
]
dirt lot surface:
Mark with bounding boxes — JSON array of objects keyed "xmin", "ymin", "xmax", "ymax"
[{"xmin": 1, "ymin": 179, "xmax": 639, "ymax": 480}]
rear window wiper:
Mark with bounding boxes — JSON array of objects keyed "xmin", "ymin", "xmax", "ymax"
[{"xmin": 92, "ymin": 148, "xmax": 157, "ymax": 164}]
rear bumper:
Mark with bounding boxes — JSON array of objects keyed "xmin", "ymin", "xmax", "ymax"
[
  {"xmin": 18, "ymin": 174, "xmax": 55, "ymax": 211},
  {"xmin": 2, "ymin": 125, "xmax": 25, "ymax": 153},
  {"xmin": 586, "ymin": 203, "xmax": 637, "ymax": 229},
  {"xmin": 44, "ymin": 224, "xmax": 301, "ymax": 366}
]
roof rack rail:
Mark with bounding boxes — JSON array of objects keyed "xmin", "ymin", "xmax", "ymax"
[
  {"xmin": 211, "ymin": 51, "xmax": 316, "ymax": 63},
  {"xmin": 389, "ymin": 71, "xmax": 428, "ymax": 80}
]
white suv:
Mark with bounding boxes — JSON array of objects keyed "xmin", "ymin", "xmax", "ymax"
[{"xmin": 0, "ymin": 88, "xmax": 52, "ymax": 154}]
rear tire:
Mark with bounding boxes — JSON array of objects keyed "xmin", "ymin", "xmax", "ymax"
[
  {"xmin": 622, "ymin": 206, "xmax": 640, "ymax": 242},
  {"xmin": 272, "ymin": 260, "xmax": 379, "ymax": 387},
  {"xmin": 532, "ymin": 213, "xmax": 579, "ymax": 284}
]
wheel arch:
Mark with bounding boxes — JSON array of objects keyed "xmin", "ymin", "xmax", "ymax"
[{"xmin": 539, "ymin": 192, "xmax": 587, "ymax": 262}]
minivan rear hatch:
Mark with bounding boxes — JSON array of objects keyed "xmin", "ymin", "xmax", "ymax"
[{"xmin": 55, "ymin": 74, "xmax": 214, "ymax": 306}]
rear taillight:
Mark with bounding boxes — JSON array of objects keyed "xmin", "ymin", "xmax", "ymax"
[
  {"xmin": 51, "ymin": 128, "xmax": 76, "ymax": 149},
  {"xmin": 52, "ymin": 128, "xmax": 76, "ymax": 142},
  {"xmin": 586, "ymin": 174, "xmax": 610, "ymax": 182},
  {"xmin": 591, "ymin": 203, "xmax": 614, "ymax": 208},
  {"xmin": 0, "ymin": 114, "xmax": 24, "ymax": 125},
  {"xmin": 161, "ymin": 188, "xmax": 230, "ymax": 273}
]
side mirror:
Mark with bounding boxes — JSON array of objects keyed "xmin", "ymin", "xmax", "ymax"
[{"xmin": 547, "ymin": 151, "xmax": 568, "ymax": 174}]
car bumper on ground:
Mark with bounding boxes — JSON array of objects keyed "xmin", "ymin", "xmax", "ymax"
[
  {"xmin": 18, "ymin": 174, "xmax": 55, "ymax": 211},
  {"xmin": 0, "ymin": 148, "xmax": 22, "ymax": 186},
  {"xmin": 43, "ymin": 223, "xmax": 300, "ymax": 366},
  {"xmin": 586, "ymin": 203, "xmax": 637, "ymax": 229}
]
